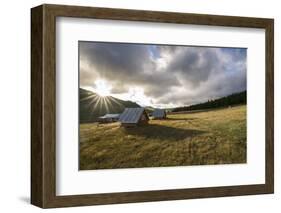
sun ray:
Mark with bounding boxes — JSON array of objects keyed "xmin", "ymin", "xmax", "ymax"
[
  {"xmin": 80, "ymin": 94, "xmax": 97, "ymax": 102},
  {"xmin": 102, "ymin": 97, "xmax": 110, "ymax": 113},
  {"xmin": 104, "ymin": 97, "xmax": 112, "ymax": 113},
  {"xmin": 90, "ymin": 96, "xmax": 101, "ymax": 115},
  {"xmin": 109, "ymin": 96, "xmax": 125, "ymax": 108},
  {"xmin": 86, "ymin": 95, "xmax": 99, "ymax": 108}
]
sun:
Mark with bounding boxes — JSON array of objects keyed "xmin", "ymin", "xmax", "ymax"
[{"xmin": 94, "ymin": 79, "xmax": 111, "ymax": 97}]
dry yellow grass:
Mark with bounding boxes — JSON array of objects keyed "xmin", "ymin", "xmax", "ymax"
[{"xmin": 79, "ymin": 105, "xmax": 246, "ymax": 170}]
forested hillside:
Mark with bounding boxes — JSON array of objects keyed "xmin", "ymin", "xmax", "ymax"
[{"xmin": 172, "ymin": 91, "xmax": 246, "ymax": 112}]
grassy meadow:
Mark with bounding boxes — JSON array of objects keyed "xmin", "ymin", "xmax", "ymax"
[{"xmin": 79, "ymin": 105, "xmax": 246, "ymax": 170}]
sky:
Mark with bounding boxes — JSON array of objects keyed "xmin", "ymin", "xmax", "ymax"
[{"xmin": 79, "ymin": 41, "xmax": 247, "ymax": 108}]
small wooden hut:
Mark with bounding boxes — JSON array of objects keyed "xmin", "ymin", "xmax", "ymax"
[
  {"xmin": 119, "ymin": 108, "xmax": 149, "ymax": 127},
  {"xmin": 152, "ymin": 109, "xmax": 166, "ymax": 119},
  {"xmin": 98, "ymin": 113, "xmax": 120, "ymax": 123}
]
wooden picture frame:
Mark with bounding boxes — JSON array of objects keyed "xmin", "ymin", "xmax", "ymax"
[{"xmin": 31, "ymin": 4, "xmax": 274, "ymax": 208}]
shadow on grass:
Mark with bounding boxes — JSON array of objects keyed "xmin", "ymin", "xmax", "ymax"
[
  {"xmin": 123, "ymin": 124, "xmax": 206, "ymax": 140},
  {"xmin": 165, "ymin": 117, "xmax": 196, "ymax": 121}
]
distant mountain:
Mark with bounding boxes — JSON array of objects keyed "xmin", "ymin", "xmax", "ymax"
[
  {"xmin": 80, "ymin": 88, "xmax": 140, "ymax": 123},
  {"xmin": 172, "ymin": 91, "xmax": 246, "ymax": 113}
]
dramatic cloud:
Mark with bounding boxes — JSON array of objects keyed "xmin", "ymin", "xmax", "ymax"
[
  {"xmin": 80, "ymin": 42, "xmax": 180, "ymax": 95},
  {"xmin": 79, "ymin": 41, "xmax": 246, "ymax": 107}
]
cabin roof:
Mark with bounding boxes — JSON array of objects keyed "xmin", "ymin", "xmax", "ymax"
[
  {"xmin": 152, "ymin": 109, "xmax": 166, "ymax": 118},
  {"xmin": 119, "ymin": 108, "xmax": 147, "ymax": 124}
]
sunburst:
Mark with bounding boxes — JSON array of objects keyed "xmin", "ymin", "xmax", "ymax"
[{"xmin": 94, "ymin": 79, "xmax": 111, "ymax": 97}]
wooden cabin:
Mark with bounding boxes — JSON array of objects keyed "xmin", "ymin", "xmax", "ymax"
[
  {"xmin": 119, "ymin": 108, "xmax": 149, "ymax": 127},
  {"xmin": 98, "ymin": 113, "xmax": 120, "ymax": 123},
  {"xmin": 152, "ymin": 109, "xmax": 167, "ymax": 119}
]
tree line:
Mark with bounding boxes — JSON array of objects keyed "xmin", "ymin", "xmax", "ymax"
[{"xmin": 172, "ymin": 91, "xmax": 246, "ymax": 112}]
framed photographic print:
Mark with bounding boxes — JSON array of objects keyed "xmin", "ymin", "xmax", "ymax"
[{"xmin": 31, "ymin": 4, "xmax": 274, "ymax": 208}]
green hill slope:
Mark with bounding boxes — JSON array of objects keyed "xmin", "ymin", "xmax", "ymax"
[{"xmin": 80, "ymin": 88, "xmax": 140, "ymax": 123}]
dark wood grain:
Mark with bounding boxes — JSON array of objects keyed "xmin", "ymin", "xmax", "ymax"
[
  {"xmin": 31, "ymin": 4, "xmax": 274, "ymax": 208},
  {"xmin": 31, "ymin": 5, "xmax": 43, "ymax": 207},
  {"xmin": 265, "ymin": 20, "xmax": 274, "ymax": 193}
]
